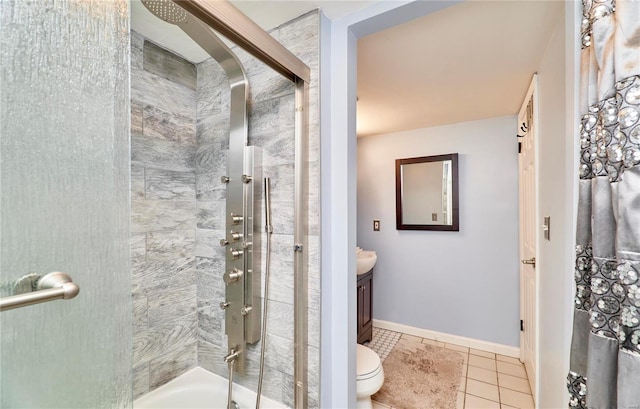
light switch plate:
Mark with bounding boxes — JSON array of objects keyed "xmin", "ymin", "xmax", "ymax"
[
  {"xmin": 543, "ymin": 216, "xmax": 550, "ymax": 240},
  {"xmin": 373, "ymin": 219, "xmax": 380, "ymax": 231}
]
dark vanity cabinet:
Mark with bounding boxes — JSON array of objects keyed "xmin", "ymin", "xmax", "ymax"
[{"xmin": 357, "ymin": 269, "xmax": 373, "ymax": 344}]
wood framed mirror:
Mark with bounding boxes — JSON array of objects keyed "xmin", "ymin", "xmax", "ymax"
[{"xmin": 395, "ymin": 153, "xmax": 459, "ymax": 231}]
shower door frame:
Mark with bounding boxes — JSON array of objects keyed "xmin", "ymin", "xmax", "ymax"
[{"xmin": 178, "ymin": 2, "xmax": 311, "ymax": 408}]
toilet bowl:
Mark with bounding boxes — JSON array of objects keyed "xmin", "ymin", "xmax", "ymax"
[{"xmin": 356, "ymin": 344, "xmax": 385, "ymax": 409}]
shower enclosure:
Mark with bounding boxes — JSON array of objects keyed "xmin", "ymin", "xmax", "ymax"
[{"xmin": 1, "ymin": 1, "xmax": 320, "ymax": 407}]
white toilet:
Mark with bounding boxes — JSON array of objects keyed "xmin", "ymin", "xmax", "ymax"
[{"xmin": 356, "ymin": 344, "xmax": 385, "ymax": 409}]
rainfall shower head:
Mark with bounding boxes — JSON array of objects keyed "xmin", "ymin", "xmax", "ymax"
[
  {"xmin": 141, "ymin": 0, "xmax": 188, "ymax": 25},
  {"xmin": 139, "ymin": 0, "xmax": 246, "ymax": 84}
]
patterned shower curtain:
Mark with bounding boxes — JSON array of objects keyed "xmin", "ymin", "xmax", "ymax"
[{"xmin": 567, "ymin": 0, "xmax": 640, "ymax": 408}]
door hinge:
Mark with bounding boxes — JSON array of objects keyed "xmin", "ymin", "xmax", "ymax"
[
  {"xmin": 517, "ymin": 129, "xmax": 525, "ymax": 154},
  {"xmin": 520, "ymin": 319, "xmax": 524, "ymax": 331}
]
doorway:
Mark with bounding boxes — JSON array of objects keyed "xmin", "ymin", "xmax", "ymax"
[{"xmin": 323, "ymin": 2, "xmax": 578, "ymax": 408}]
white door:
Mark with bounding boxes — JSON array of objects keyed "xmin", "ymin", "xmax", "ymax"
[{"xmin": 518, "ymin": 76, "xmax": 537, "ymax": 397}]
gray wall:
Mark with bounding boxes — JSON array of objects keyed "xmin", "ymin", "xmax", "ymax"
[
  {"xmin": 1, "ymin": 0, "xmax": 132, "ymax": 406},
  {"xmin": 357, "ymin": 115, "xmax": 521, "ymax": 347},
  {"xmin": 195, "ymin": 11, "xmax": 321, "ymax": 408},
  {"xmin": 131, "ymin": 32, "xmax": 198, "ymax": 398}
]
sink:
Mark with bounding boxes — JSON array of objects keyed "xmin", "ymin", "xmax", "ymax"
[{"xmin": 357, "ymin": 250, "xmax": 377, "ymax": 275}]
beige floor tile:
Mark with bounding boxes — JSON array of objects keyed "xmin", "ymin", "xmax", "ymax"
[
  {"xmin": 446, "ymin": 343, "xmax": 470, "ymax": 353},
  {"xmin": 467, "ymin": 366, "xmax": 498, "ymax": 385},
  {"xmin": 379, "ymin": 328, "xmax": 533, "ymax": 409},
  {"xmin": 455, "ymin": 350, "xmax": 469, "ymax": 365},
  {"xmin": 496, "ymin": 355, "xmax": 522, "ymax": 365},
  {"xmin": 459, "ymin": 373, "xmax": 467, "ymax": 392},
  {"xmin": 498, "ymin": 373, "xmax": 531, "ymax": 394},
  {"xmin": 461, "ymin": 364, "xmax": 468, "ymax": 384},
  {"xmin": 466, "ymin": 379, "xmax": 500, "ymax": 402},
  {"xmin": 400, "ymin": 333, "xmax": 422, "ymax": 343},
  {"xmin": 422, "ymin": 338, "xmax": 446, "ymax": 347},
  {"xmin": 464, "ymin": 394, "xmax": 500, "ymax": 409},
  {"xmin": 372, "ymin": 400, "xmax": 391, "ymax": 409},
  {"xmin": 469, "ymin": 354, "xmax": 497, "ymax": 371},
  {"xmin": 499, "ymin": 388, "xmax": 534, "ymax": 409},
  {"xmin": 496, "ymin": 361, "xmax": 527, "ymax": 379},
  {"xmin": 470, "ymin": 349, "xmax": 496, "ymax": 359}
]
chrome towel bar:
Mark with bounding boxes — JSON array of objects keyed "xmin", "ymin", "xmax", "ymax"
[{"xmin": 0, "ymin": 272, "xmax": 79, "ymax": 312}]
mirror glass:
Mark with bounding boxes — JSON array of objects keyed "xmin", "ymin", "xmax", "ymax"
[{"xmin": 396, "ymin": 154, "xmax": 459, "ymax": 231}]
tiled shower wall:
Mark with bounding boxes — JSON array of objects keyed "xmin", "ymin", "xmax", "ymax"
[
  {"xmin": 195, "ymin": 11, "xmax": 321, "ymax": 408},
  {"xmin": 131, "ymin": 32, "xmax": 198, "ymax": 398},
  {"xmin": 130, "ymin": 10, "xmax": 320, "ymax": 406}
]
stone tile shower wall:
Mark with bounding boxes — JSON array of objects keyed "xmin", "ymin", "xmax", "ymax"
[
  {"xmin": 195, "ymin": 11, "xmax": 321, "ymax": 408},
  {"xmin": 129, "ymin": 11, "xmax": 320, "ymax": 405},
  {"xmin": 130, "ymin": 32, "xmax": 198, "ymax": 399}
]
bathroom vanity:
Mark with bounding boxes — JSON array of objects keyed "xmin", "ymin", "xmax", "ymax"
[{"xmin": 357, "ymin": 269, "xmax": 373, "ymax": 344}]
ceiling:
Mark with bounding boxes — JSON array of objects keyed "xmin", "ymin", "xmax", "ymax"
[
  {"xmin": 356, "ymin": 0, "xmax": 562, "ymax": 137},
  {"xmin": 131, "ymin": 1, "xmax": 562, "ymax": 139},
  {"xmin": 131, "ymin": 0, "xmax": 378, "ymax": 63}
]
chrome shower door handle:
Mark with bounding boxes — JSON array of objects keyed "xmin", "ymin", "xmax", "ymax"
[
  {"xmin": 0, "ymin": 272, "xmax": 80, "ymax": 312},
  {"xmin": 521, "ymin": 257, "xmax": 536, "ymax": 268}
]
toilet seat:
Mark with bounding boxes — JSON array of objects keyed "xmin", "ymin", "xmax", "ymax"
[
  {"xmin": 357, "ymin": 364, "xmax": 382, "ymax": 381},
  {"xmin": 356, "ymin": 345, "xmax": 382, "ymax": 380}
]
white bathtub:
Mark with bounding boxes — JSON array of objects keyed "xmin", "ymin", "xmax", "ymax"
[{"xmin": 134, "ymin": 367, "xmax": 288, "ymax": 409}]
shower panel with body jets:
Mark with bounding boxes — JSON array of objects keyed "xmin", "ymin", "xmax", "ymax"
[{"xmin": 140, "ymin": 1, "xmax": 278, "ymax": 408}]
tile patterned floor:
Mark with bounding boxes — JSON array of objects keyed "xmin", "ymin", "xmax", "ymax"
[
  {"xmin": 366, "ymin": 327, "xmax": 535, "ymax": 409},
  {"xmin": 365, "ymin": 327, "xmax": 402, "ymax": 361}
]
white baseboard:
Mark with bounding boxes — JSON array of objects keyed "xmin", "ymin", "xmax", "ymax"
[{"xmin": 372, "ymin": 319, "xmax": 520, "ymax": 358}]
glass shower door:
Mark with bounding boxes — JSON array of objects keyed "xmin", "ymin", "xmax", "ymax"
[{"xmin": 0, "ymin": 0, "xmax": 132, "ymax": 407}]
